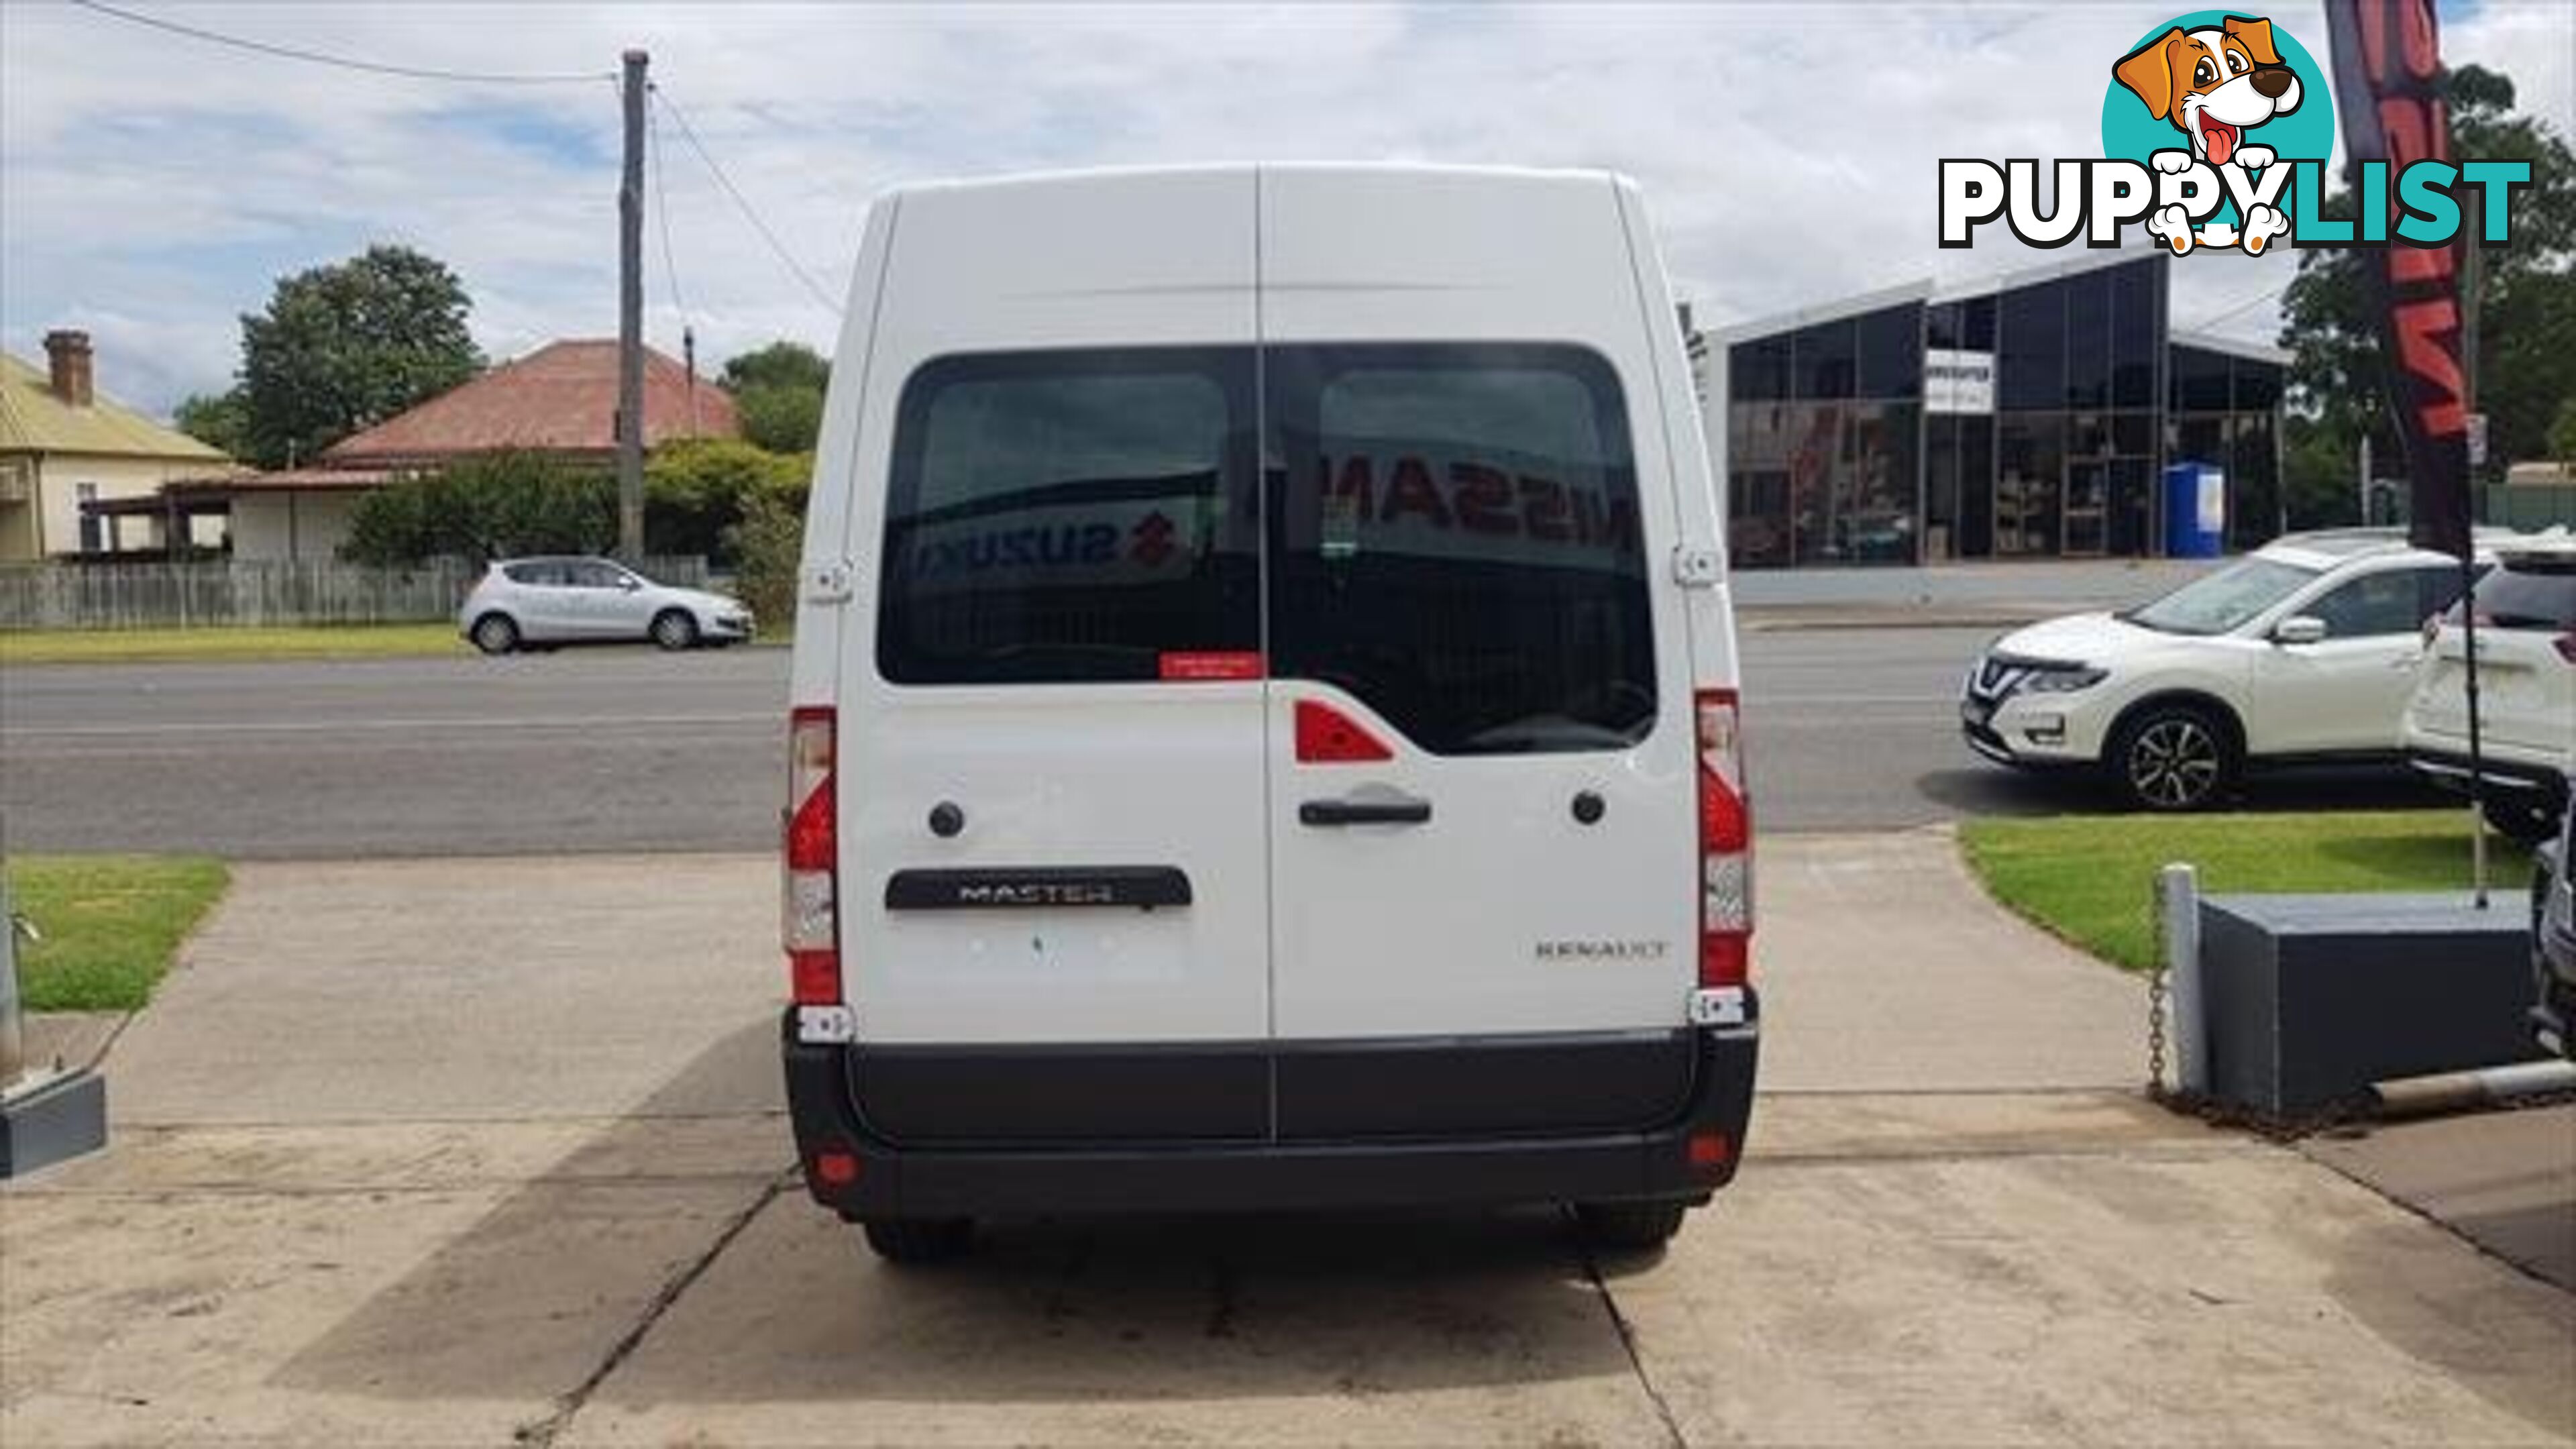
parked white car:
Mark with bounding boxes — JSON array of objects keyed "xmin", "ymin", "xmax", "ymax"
[
  {"xmin": 2404, "ymin": 532, "xmax": 2576, "ymax": 842},
  {"xmin": 458, "ymin": 556, "xmax": 753, "ymax": 654},
  {"xmin": 1964, "ymin": 531, "xmax": 2496, "ymax": 810}
]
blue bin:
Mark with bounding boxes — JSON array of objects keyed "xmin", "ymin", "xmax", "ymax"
[{"xmin": 2164, "ymin": 462, "xmax": 2226, "ymax": 558}]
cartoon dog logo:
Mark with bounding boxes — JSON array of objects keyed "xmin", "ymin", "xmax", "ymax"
[{"xmin": 2113, "ymin": 15, "xmax": 2301, "ymax": 255}]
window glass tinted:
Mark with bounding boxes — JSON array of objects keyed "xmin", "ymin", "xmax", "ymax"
[
  {"xmin": 878, "ymin": 349, "xmax": 1256, "ymax": 683},
  {"xmin": 569, "ymin": 561, "xmax": 628, "ymax": 589},
  {"xmin": 2308, "ymin": 568, "xmax": 2449, "ymax": 638},
  {"xmin": 2125, "ymin": 555, "xmax": 2318, "ymax": 635},
  {"xmin": 2467, "ymin": 559, "xmax": 2576, "ymax": 631},
  {"xmin": 1268, "ymin": 343, "xmax": 1654, "ymax": 755}
]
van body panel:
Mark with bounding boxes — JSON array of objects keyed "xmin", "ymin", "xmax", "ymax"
[
  {"xmin": 1258, "ymin": 168, "xmax": 1700, "ymax": 1042},
  {"xmin": 837, "ymin": 170, "xmax": 1271, "ymax": 1055}
]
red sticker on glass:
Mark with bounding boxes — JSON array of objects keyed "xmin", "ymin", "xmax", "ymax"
[{"xmin": 1159, "ymin": 651, "xmax": 1265, "ymax": 681}]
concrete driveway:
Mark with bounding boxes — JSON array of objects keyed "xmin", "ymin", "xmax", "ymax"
[{"xmin": 4, "ymin": 836, "xmax": 2571, "ymax": 1446}]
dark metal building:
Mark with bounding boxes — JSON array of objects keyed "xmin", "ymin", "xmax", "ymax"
[{"xmin": 1690, "ymin": 249, "xmax": 2286, "ymax": 568}]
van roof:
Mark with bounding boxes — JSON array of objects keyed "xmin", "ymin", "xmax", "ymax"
[{"xmin": 879, "ymin": 161, "xmax": 1635, "ymax": 201}]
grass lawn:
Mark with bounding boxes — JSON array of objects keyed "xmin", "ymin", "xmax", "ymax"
[
  {"xmin": 1959, "ymin": 810, "xmax": 2535, "ymax": 972},
  {"xmin": 0, "ymin": 624, "xmax": 469, "ymax": 665},
  {"xmin": 8, "ymin": 856, "xmax": 229, "ymax": 1011}
]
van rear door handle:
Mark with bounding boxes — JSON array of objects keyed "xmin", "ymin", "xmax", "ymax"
[{"xmin": 1299, "ymin": 794, "xmax": 1432, "ymax": 826}]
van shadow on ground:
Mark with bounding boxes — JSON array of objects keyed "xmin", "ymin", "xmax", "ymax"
[{"xmin": 274, "ymin": 1020, "xmax": 1656, "ymax": 1409}]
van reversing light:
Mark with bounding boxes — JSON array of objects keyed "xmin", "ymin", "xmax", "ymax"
[
  {"xmin": 784, "ymin": 706, "xmax": 841, "ymax": 1007},
  {"xmin": 1696, "ymin": 689, "xmax": 1753, "ymax": 989}
]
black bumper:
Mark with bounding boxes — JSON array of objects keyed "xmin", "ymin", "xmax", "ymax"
[
  {"xmin": 782, "ymin": 1009, "xmax": 1760, "ymax": 1219},
  {"xmin": 2408, "ymin": 748, "xmax": 2571, "ymax": 804}
]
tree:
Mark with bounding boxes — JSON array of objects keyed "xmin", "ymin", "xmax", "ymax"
[
  {"xmin": 173, "ymin": 390, "xmax": 252, "ymax": 460},
  {"xmin": 237, "ymin": 245, "xmax": 485, "ymax": 468},
  {"xmin": 341, "ymin": 451, "xmax": 612, "ymax": 566},
  {"xmin": 720, "ymin": 340, "xmax": 828, "ymax": 453},
  {"xmin": 644, "ymin": 437, "xmax": 810, "ymax": 561},
  {"xmin": 718, "ymin": 340, "xmax": 828, "ymax": 394},
  {"xmin": 2551, "ymin": 396, "xmax": 2576, "ymax": 473},
  {"xmin": 733, "ymin": 382, "xmax": 824, "ymax": 453},
  {"xmin": 2279, "ymin": 64, "xmax": 2576, "ymax": 513}
]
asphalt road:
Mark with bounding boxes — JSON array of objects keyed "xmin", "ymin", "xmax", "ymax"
[{"xmin": 0, "ymin": 628, "xmax": 2436, "ymax": 858}]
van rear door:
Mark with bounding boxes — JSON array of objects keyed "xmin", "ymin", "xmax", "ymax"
[
  {"xmin": 1256, "ymin": 169, "xmax": 1703, "ymax": 1136},
  {"xmin": 839, "ymin": 172, "xmax": 1272, "ymax": 1142}
]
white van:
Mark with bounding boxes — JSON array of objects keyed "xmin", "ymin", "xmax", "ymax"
[{"xmin": 780, "ymin": 165, "xmax": 1757, "ymax": 1263}]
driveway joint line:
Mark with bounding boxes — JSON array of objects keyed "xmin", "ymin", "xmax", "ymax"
[
  {"xmin": 512, "ymin": 1174, "xmax": 787, "ymax": 1448},
  {"xmin": 1565, "ymin": 1209, "xmax": 1688, "ymax": 1449}
]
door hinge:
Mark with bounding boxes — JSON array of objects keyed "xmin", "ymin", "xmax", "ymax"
[
  {"xmin": 1671, "ymin": 545, "xmax": 1723, "ymax": 589},
  {"xmin": 802, "ymin": 559, "xmax": 855, "ymax": 605}
]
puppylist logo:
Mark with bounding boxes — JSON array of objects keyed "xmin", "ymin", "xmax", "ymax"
[{"xmin": 1939, "ymin": 10, "xmax": 2534, "ymax": 256}]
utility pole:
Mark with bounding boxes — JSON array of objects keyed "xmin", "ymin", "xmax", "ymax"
[{"xmin": 616, "ymin": 48, "xmax": 648, "ymax": 563}]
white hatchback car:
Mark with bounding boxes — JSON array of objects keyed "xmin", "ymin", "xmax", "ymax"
[
  {"xmin": 2404, "ymin": 533, "xmax": 2576, "ymax": 841},
  {"xmin": 1964, "ymin": 531, "xmax": 2495, "ymax": 810},
  {"xmin": 458, "ymin": 556, "xmax": 754, "ymax": 654}
]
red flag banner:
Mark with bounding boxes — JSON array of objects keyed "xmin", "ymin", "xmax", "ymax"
[{"xmin": 2322, "ymin": 0, "xmax": 2473, "ymax": 557}]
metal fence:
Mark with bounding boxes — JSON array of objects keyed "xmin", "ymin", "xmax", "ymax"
[
  {"xmin": 0, "ymin": 557, "xmax": 709, "ymax": 631},
  {"xmin": 2479, "ymin": 485, "xmax": 2576, "ymax": 534}
]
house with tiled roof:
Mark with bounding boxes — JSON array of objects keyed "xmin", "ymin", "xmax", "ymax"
[
  {"xmin": 217, "ymin": 339, "xmax": 735, "ymax": 561},
  {"xmin": 0, "ymin": 332, "xmax": 233, "ymax": 560}
]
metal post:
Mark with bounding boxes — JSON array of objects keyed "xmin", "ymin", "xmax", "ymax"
[
  {"xmin": 1, "ymin": 871, "xmax": 25, "ymax": 1091},
  {"xmin": 2359, "ymin": 432, "xmax": 2371, "ymax": 525},
  {"xmin": 616, "ymin": 48, "xmax": 649, "ymax": 564},
  {"xmin": 2159, "ymin": 863, "xmax": 2207, "ymax": 1095}
]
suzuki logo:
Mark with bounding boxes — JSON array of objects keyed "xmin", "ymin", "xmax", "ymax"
[{"xmin": 1128, "ymin": 511, "xmax": 1177, "ymax": 568}]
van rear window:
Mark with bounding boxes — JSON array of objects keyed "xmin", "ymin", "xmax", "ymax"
[
  {"xmin": 1268, "ymin": 344, "xmax": 1654, "ymax": 755},
  {"xmin": 878, "ymin": 350, "xmax": 1258, "ymax": 684}
]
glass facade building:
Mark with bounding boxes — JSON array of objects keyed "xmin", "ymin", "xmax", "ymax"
[{"xmin": 1695, "ymin": 251, "xmax": 2285, "ymax": 568}]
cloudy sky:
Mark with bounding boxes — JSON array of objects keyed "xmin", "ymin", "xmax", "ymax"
[{"xmin": 4, "ymin": 1, "xmax": 2569, "ymax": 421}]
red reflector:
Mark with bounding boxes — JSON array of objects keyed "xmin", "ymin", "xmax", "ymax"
[
  {"xmin": 1295, "ymin": 700, "xmax": 1394, "ymax": 763},
  {"xmin": 1160, "ymin": 650, "xmax": 1265, "ymax": 681},
  {"xmin": 1687, "ymin": 1131, "xmax": 1732, "ymax": 1169},
  {"xmin": 786, "ymin": 775, "xmax": 835, "ymax": 871},
  {"xmin": 814, "ymin": 1150, "xmax": 860, "ymax": 1187},
  {"xmin": 1701, "ymin": 933, "xmax": 1750, "ymax": 989},
  {"xmin": 791, "ymin": 949, "xmax": 841, "ymax": 1006}
]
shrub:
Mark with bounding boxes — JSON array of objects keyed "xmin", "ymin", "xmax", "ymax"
[
  {"xmin": 644, "ymin": 438, "xmax": 810, "ymax": 562},
  {"xmin": 341, "ymin": 451, "xmax": 614, "ymax": 566},
  {"xmin": 724, "ymin": 472, "xmax": 810, "ymax": 626}
]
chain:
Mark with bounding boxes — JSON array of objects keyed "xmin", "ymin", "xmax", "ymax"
[
  {"xmin": 2146, "ymin": 962, "xmax": 2169, "ymax": 1101},
  {"xmin": 2145, "ymin": 872, "xmax": 2169, "ymax": 1100}
]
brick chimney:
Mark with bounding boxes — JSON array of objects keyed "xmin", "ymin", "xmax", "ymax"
[{"xmin": 43, "ymin": 330, "xmax": 93, "ymax": 407}]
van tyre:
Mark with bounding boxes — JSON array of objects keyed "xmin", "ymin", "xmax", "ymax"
[
  {"xmin": 2110, "ymin": 702, "xmax": 2235, "ymax": 812},
  {"xmin": 471, "ymin": 612, "xmax": 520, "ymax": 655},
  {"xmin": 1574, "ymin": 1199, "xmax": 1689, "ymax": 1251},
  {"xmin": 861, "ymin": 1216, "xmax": 975, "ymax": 1265},
  {"xmin": 651, "ymin": 608, "xmax": 700, "ymax": 651}
]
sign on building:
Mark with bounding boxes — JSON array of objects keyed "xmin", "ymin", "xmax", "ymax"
[{"xmin": 1925, "ymin": 349, "xmax": 1994, "ymax": 414}]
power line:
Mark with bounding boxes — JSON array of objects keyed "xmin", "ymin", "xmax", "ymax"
[
  {"xmin": 646, "ymin": 93, "xmax": 692, "ymax": 321},
  {"xmin": 2184, "ymin": 276, "xmax": 2293, "ymax": 332},
  {"xmin": 70, "ymin": 0, "xmax": 614, "ymax": 85},
  {"xmin": 651, "ymin": 86, "xmax": 843, "ymax": 317}
]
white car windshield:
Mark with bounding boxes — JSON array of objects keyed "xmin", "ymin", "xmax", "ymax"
[{"xmin": 2122, "ymin": 556, "xmax": 2321, "ymax": 636}]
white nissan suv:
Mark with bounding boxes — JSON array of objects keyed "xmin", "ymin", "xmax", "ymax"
[
  {"xmin": 2403, "ymin": 532, "xmax": 2576, "ymax": 842},
  {"xmin": 1964, "ymin": 531, "xmax": 2494, "ymax": 811}
]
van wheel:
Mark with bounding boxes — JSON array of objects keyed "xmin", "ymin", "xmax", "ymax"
[
  {"xmin": 2481, "ymin": 797, "xmax": 2560, "ymax": 845},
  {"xmin": 470, "ymin": 612, "xmax": 520, "ymax": 655},
  {"xmin": 861, "ymin": 1216, "xmax": 975, "ymax": 1265},
  {"xmin": 2110, "ymin": 703, "xmax": 2235, "ymax": 812},
  {"xmin": 1574, "ymin": 1200, "xmax": 1689, "ymax": 1251},
  {"xmin": 651, "ymin": 609, "xmax": 700, "ymax": 651}
]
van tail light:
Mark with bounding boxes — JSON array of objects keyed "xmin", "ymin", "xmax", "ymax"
[
  {"xmin": 2555, "ymin": 632, "xmax": 2575, "ymax": 665},
  {"xmin": 1696, "ymin": 688, "xmax": 1752, "ymax": 989},
  {"xmin": 784, "ymin": 706, "xmax": 841, "ymax": 1007}
]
